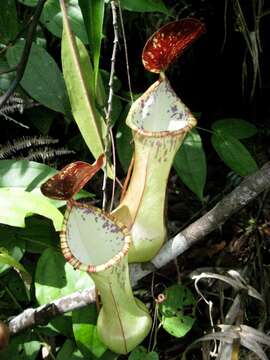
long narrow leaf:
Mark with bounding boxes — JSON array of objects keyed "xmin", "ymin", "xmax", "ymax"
[
  {"xmin": 60, "ymin": 0, "xmax": 105, "ymax": 161},
  {"xmin": 78, "ymin": 0, "xmax": 104, "ymax": 90},
  {"xmin": 120, "ymin": 0, "xmax": 169, "ymax": 14}
]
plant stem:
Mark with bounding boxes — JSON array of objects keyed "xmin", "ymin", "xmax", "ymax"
[
  {"xmin": 196, "ymin": 126, "xmax": 214, "ymax": 134},
  {"xmin": 117, "ymin": 0, "xmax": 134, "ymax": 102},
  {"xmin": 102, "ymin": 0, "xmax": 119, "ymax": 211}
]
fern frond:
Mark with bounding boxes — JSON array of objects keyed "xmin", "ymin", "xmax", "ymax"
[
  {"xmin": 0, "ymin": 93, "xmax": 25, "ymax": 113},
  {"xmin": 0, "ymin": 93, "xmax": 31, "ymax": 128},
  {"xmin": 24, "ymin": 147, "xmax": 75, "ymax": 162},
  {"xmin": 0, "ymin": 136, "xmax": 59, "ymax": 159}
]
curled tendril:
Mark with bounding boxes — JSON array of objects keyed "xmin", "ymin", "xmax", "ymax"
[{"xmin": 155, "ymin": 293, "xmax": 167, "ymax": 304}]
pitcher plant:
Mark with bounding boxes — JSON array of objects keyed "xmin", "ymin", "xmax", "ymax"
[
  {"xmin": 112, "ymin": 18, "xmax": 206, "ymax": 262},
  {"xmin": 41, "ymin": 17, "xmax": 205, "ymax": 355},
  {"xmin": 41, "ymin": 156, "xmax": 152, "ymax": 354}
]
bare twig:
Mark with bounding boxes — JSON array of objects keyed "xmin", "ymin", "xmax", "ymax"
[
  {"xmin": 8, "ymin": 162, "xmax": 270, "ymax": 335},
  {"xmin": 0, "ymin": 112, "xmax": 29, "ymax": 129},
  {"xmin": 145, "ymin": 162, "xmax": 270, "ymax": 277},
  {"xmin": 8, "ymin": 289, "xmax": 96, "ymax": 335},
  {"xmin": 102, "ymin": 0, "xmax": 119, "ymax": 211},
  {"xmin": 0, "ymin": 0, "xmax": 47, "ymax": 109},
  {"xmin": 117, "ymin": 0, "xmax": 134, "ymax": 102}
]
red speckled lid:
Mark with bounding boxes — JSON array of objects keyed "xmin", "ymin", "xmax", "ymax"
[
  {"xmin": 142, "ymin": 18, "xmax": 206, "ymax": 73},
  {"xmin": 41, "ymin": 154, "xmax": 104, "ymax": 200}
]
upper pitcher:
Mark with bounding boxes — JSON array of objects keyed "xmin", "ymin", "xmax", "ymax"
[{"xmin": 112, "ymin": 75, "xmax": 197, "ymax": 262}]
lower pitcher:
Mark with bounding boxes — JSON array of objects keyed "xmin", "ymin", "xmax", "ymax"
[{"xmin": 60, "ymin": 200, "xmax": 152, "ymax": 354}]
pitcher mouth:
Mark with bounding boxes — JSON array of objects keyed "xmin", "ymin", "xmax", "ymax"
[
  {"xmin": 126, "ymin": 77, "xmax": 197, "ymax": 138},
  {"xmin": 60, "ymin": 201, "xmax": 132, "ymax": 273},
  {"xmin": 130, "ymin": 118, "xmax": 196, "ymax": 138}
]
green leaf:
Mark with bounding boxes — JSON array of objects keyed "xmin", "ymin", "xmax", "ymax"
[
  {"xmin": 6, "ymin": 40, "xmax": 70, "ymax": 114},
  {"xmin": 212, "ymin": 118, "xmax": 257, "ymax": 139},
  {"xmin": 69, "ymin": 349, "xmax": 84, "ymax": 359},
  {"xmin": 56, "ymin": 340, "xmax": 75, "ymax": 359},
  {"xmin": 110, "ymin": 96, "xmax": 123, "ymax": 126},
  {"xmin": 174, "ymin": 129, "xmax": 206, "ymax": 200},
  {"xmin": 0, "ymin": 160, "xmax": 70, "ymax": 230},
  {"xmin": 2, "ymin": 270, "xmax": 29, "ymax": 302},
  {"xmin": 24, "ymin": 341, "xmax": 42, "ymax": 359},
  {"xmin": 18, "ymin": 0, "xmax": 38, "ymax": 6},
  {"xmin": 116, "ymin": 103, "xmax": 133, "ymax": 172},
  {"xmin": 160, "ymin": 284, "xmax": 196, "ymax": 338},
  {"xmin": 38, "ymin": 315, "xmax": 73, "ymax": 338},
  {"xmin": 72, "ymin": 305, "xmax": 107, "ymax": 358},
  {"xmin": 79, "ymin": 0, "xmax": 105, "ymax": 89},
  {"xmin": 0, "ymin": 230, "xmax": 25, "ymax": 274},
  {"xmin": 0, "ymin": 249, "xmax": 32, "ymax": 284},
  {"xmin": 163, "ymin": 315, "xmax": 195, "ymax": 338},
  {"xmin": 100, "ymin": 70, "xmax": 122, "ymax": 94},
  {"xmin": 128, "ymin": 346, "xmax": 159, "ymax": 360},
  {"xmin": 28, "ymin": 107, "xmax": 55, "ymax": 135},
  {"xmin": 0, "ymin": 0, "xmax": 19, "ymax": 44},
  {"xmin": 120, "ymin": 0, "xmax": 169, "ymax": 14},
  {"xmin": 211, "ymin": 133, "xmax": 258, "ymax": 176},
  {"xmin": 0, "ymin": 160, "xmax": 92, "ymax": 208},
  {"xmin": 100, "ymin": 70, "xmax": 123, "ymax": 125},
  {"xmin": 0, "ymin": 188, "xmax": 63, "ymax": 230},
  {"xmin": 19, "ymin": 217, "xmax": 59, "ymax": 253},
  {"xmin": 35, "ymin": 248, "xmax": 95, "ymax": 304},
  {"xmin": 41, "ymin": 0, "xmax": 88, "ymax": 44},
  {"xmin": 50, "ymin": 317, "xmax": 73, "ymax": 337},
  {"xmin": 61, "ymin": 6, "xmax": 106, "ymax": 158},
  {"xmin": 0, "ymin": 57, "xmax": 15, "ymax": 92},
  {"xmin": 0, "ymin": 160, "xmax": 57, "ymax": 190},
  {"xmin": 0, "ymin": 332, "xmax": 41, "ymax": 360},
  {"xmin": 99, "ymin": 351, "xmax": 119, "ymax": 360}
]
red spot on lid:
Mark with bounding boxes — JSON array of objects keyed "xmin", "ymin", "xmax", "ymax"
[
  {"xmin": 142, "ymin": 18, "xmax": 206, "ymax": 73},
  {"xmin": 41, "ymin": 154, "xmax": 105, "ymax": 200}
]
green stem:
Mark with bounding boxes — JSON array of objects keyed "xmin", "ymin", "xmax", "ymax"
[{"xmin": 196, "ymin": 126, "xmax": 214, "ymax": 134}]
